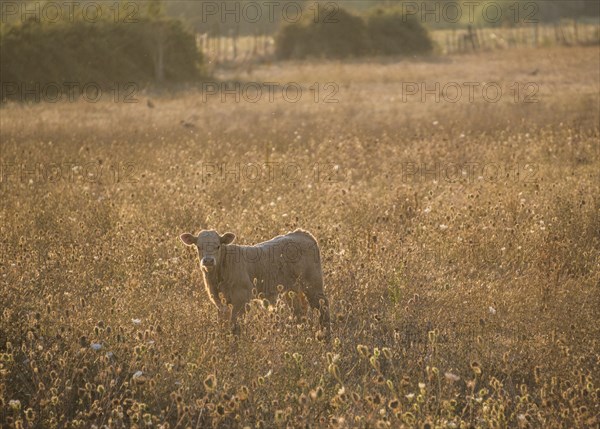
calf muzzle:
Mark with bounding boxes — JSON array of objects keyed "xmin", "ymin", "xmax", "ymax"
[{"xmin": 201, "ymin": 257, "xmax": 216, "ymax": 267}]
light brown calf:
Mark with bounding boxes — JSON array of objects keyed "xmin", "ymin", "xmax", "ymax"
[{"xmin": 180, "ymin": 229, "xmax": 330, "ymax": 336}]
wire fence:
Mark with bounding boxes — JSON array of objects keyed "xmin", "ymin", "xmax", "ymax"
[
  {"xmin": 197, "ymin": 21, "xmax": 600, "ymax": 66},
  {"xmin": 435, "ymin": 21, "xmax": 600, "ymax": 55}
]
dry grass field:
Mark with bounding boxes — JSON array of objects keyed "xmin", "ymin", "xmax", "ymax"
[{"xmin": 1, "ymin": 46, "xmax": 599, "ymax": 428}]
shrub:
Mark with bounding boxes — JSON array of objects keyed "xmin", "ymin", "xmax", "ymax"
[
  {"xmin": 275, "ymin": 8, "xmax": 370, "ymax": 60},
  {"xmin": 275, "ymin": 7, "xmax": 432, "ymax": 60},
  {"xmin": 366, "ymin": 9, "xmax": 433, "ymax": 56},
  {"xmin": 0, "ymin": 17, "xmax": 204, "ymax": 101}
]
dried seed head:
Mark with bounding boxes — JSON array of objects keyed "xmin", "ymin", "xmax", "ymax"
[
  {"xmin": 204, "ymin": 374, "xmax": 216, "ymax": 391},
  {"xmin": 357, "ymin": 345, "xmax": 369, "ymax": 358},
  {"xmin": 25, "ymin": 408, "xmax": 35, "ymax": 421}
]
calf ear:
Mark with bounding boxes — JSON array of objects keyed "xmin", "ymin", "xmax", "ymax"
[
  {"xmin": 180, "ymin": 233, "xmax": 197, "ymax": 246},
  {"xmin": 220, "ymin": 232, "xmax": 236, "ymax": 245}
]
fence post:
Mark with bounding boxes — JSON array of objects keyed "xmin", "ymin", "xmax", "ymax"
[
  {"xmin": 468, "ymin": 25, "xmax": 477, "ymax": 51},
  {"xmin": 451, "ymin": 28, "xmax": 456, "ymax": 53},
  {"xmin": 263, "ymin": 33, "xmax": 269, "ymax": 56}
]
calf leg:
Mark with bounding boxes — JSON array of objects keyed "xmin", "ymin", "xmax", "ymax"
[
  {"xmin": 285, "ymin": 291, "xmax": 309, "ymax": 323},
  {"xmin": 305, "ymin": 289, "xmax": 330, "ymax": 333},
  {"xmin": 231, "ymin": 304, "xmax": 244, "ymax": 336},
  {"xmin": 230, "ymin": 283, "xmax": 252, "ymax": 336}
]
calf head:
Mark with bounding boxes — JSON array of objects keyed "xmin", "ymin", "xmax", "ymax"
[{"xmin": 180, "ymin": 230, "xmax": 236, "ymax": 272}]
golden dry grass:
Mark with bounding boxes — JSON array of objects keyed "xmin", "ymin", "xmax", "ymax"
[{"xmin": 0, "ymin": 46, "xmax": 599, "ymax": 428}]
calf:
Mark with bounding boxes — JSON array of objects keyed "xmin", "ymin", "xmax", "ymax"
[{"xmin": 180, "ymin": 229, "xmax": 330, "ymax": 336}]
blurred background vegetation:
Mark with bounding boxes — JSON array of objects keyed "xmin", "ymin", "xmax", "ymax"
[
  {"xmin": 1, "ymin": 0, "xmax": 599, "ymax": 100},
  {"xmin": 159, "ymin": 0, "xmax": 600, "ymax": 33}
]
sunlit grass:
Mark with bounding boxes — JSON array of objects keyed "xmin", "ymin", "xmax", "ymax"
[{"xmin": 0, "ymin": 46, "xmax": 598, "ymax": 428}]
